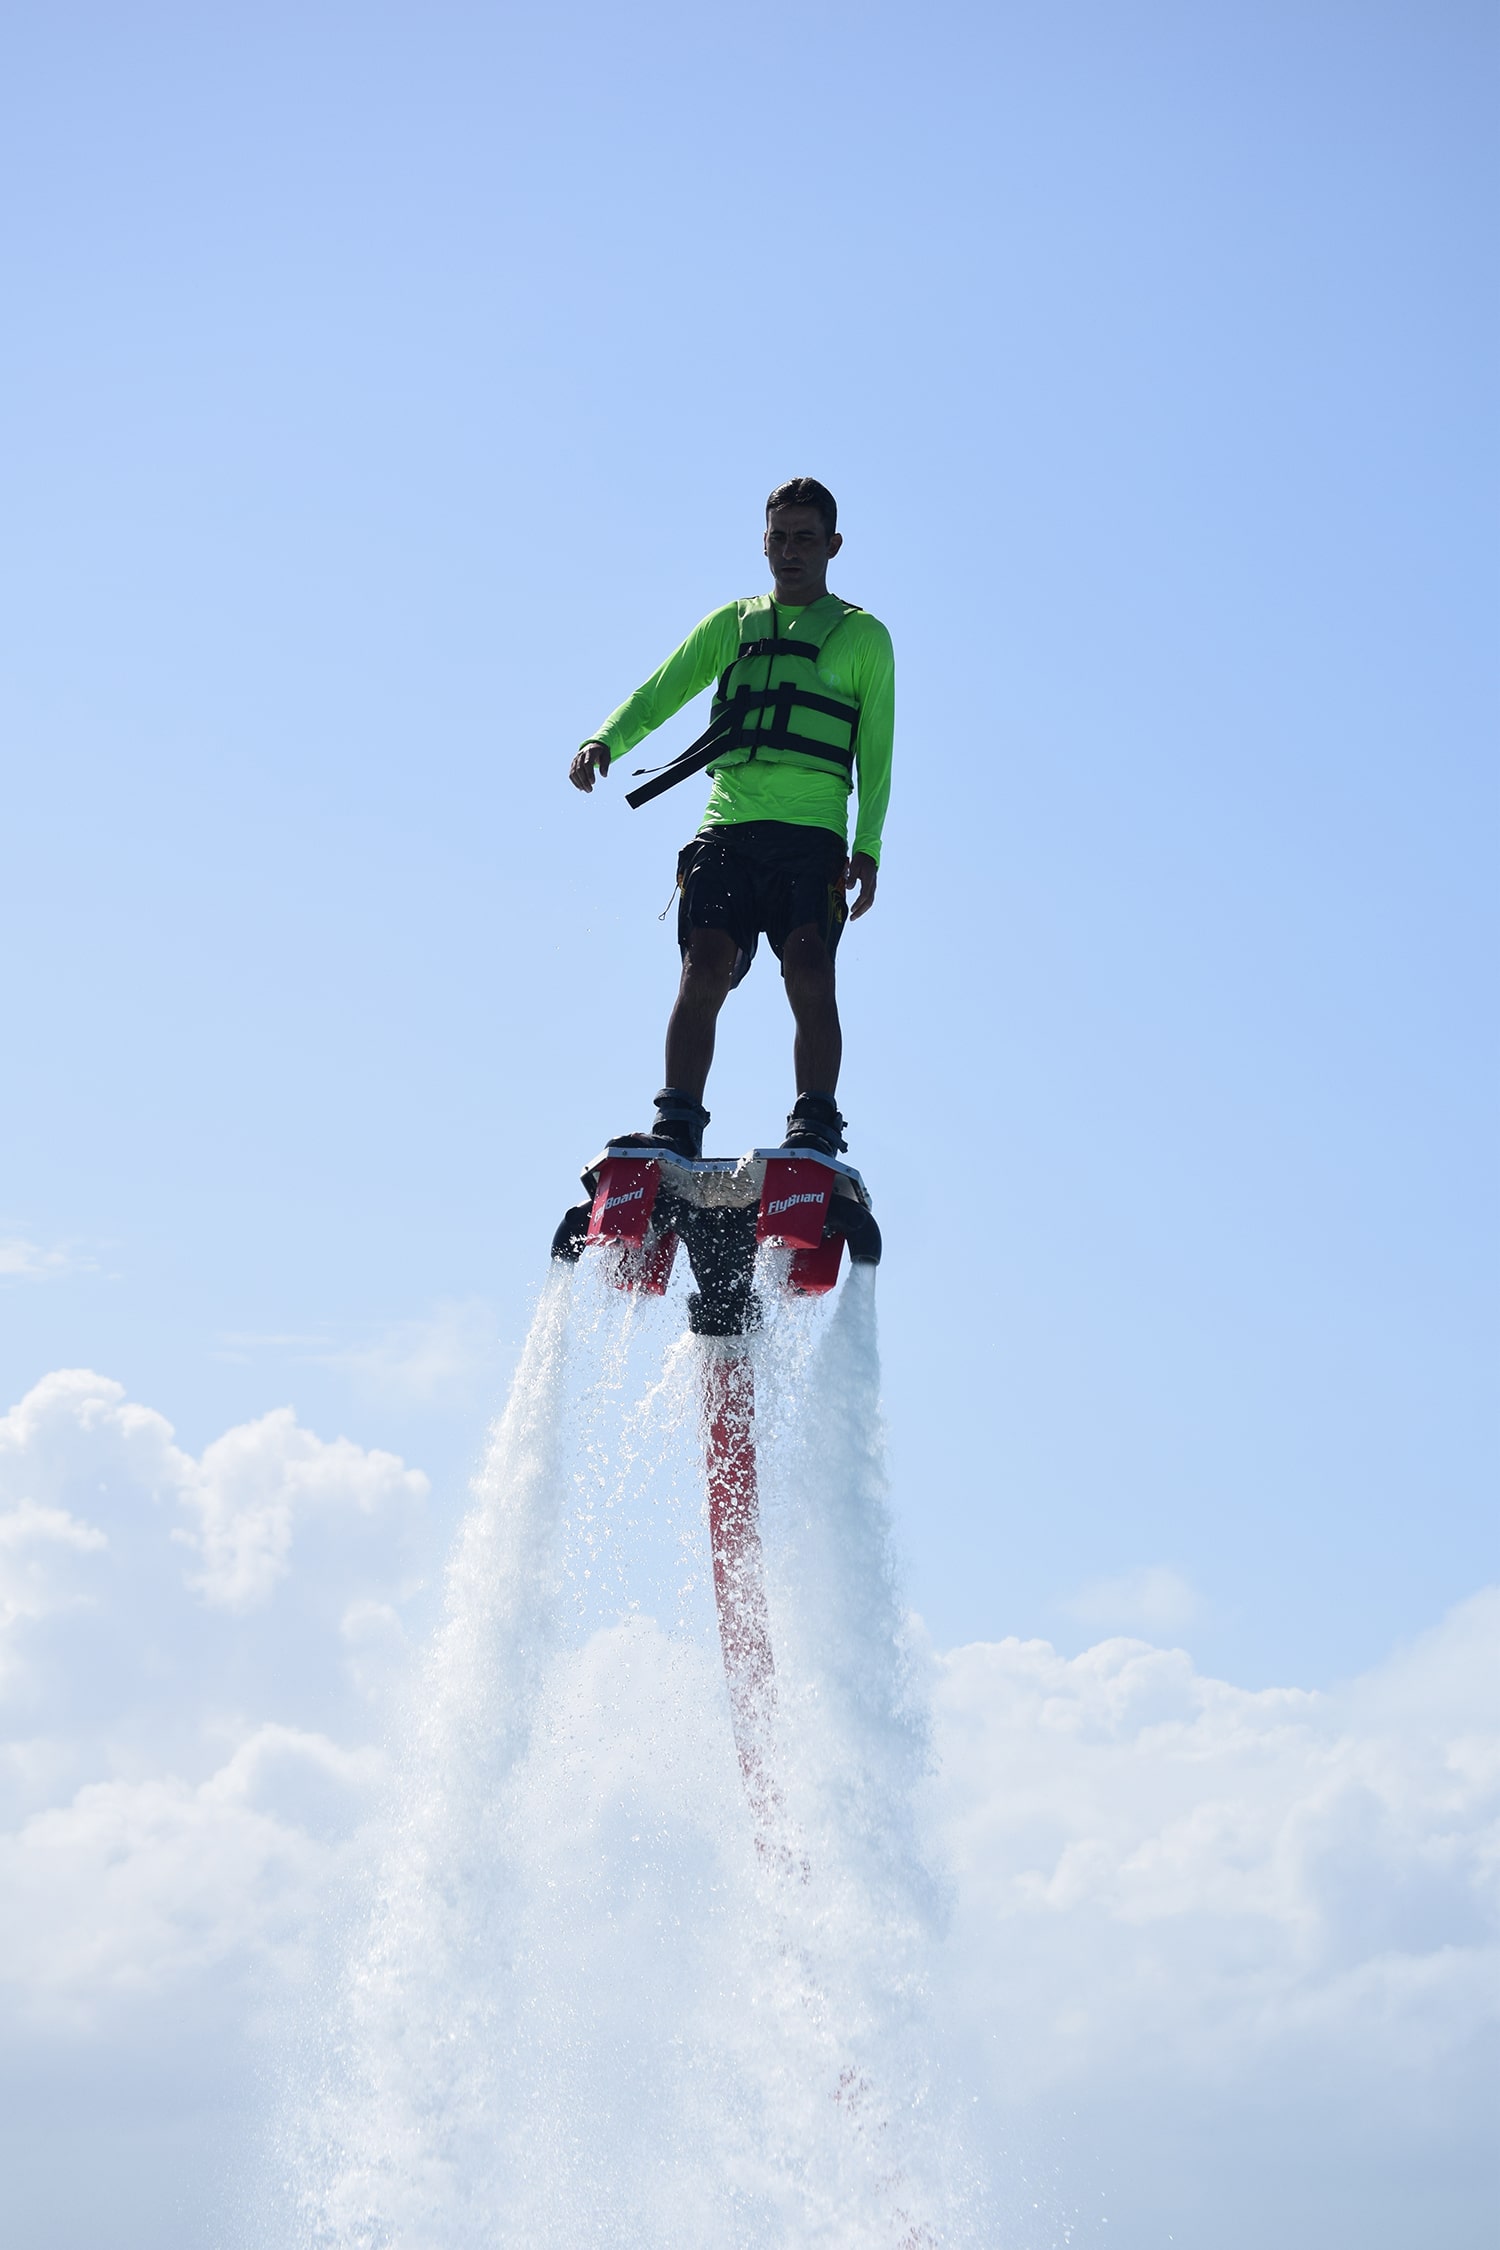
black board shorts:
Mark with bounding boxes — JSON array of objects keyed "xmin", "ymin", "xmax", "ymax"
[{"xmin": 676, "ymin": 821, "xmax": 849, "ymax": 988}]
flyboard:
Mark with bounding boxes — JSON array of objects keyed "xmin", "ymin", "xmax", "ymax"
[{"xmin": 552, "ymin": 1143, "xmax": 881, "ymax": 1848}]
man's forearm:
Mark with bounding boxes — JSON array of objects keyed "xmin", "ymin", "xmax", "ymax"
[
  {"xmin": 849, "ymin": 628, "xmax": 894, "ymax": 864},
  {"xmin": 851, "ymin": 736, "xmax": 892, "ymax": 864},
  {"xmin": 587, "ymin": 605, "xmax": 739, "ymax": 764}
]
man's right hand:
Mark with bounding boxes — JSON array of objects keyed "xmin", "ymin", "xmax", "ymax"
[{"xmin": 570, "ymin": 741, "xmax": 610, "ymax": 793}]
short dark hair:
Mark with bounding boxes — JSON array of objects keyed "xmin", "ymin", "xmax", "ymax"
[{"xmin": 766, "ymin": 477, "xmax": 837, "ymax": 537}]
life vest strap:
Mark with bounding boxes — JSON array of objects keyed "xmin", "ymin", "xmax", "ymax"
[
  {"xmin": 624, "ymin": 709, "xmax": 737, "ymax": 810},
  {"xmin": 710, "ymin": 680, "xmax": 858, "ymax": 773},
  {"xmin": 728, "ymin": 635, "xmax": 829, "ymax": 670}
]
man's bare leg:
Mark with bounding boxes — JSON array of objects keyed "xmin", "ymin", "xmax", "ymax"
[
  {"xmin": 780, "ymin": 924, "xmax": 842, "ymax": 1095},
  {"xmin": 663, "ymin": 926, "xmax": 739, "ymax": 1100}
]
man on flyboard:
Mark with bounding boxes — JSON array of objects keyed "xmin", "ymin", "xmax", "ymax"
[{"xmin": 570, "ymin": 477, "xmax": 894, "ymax": 1163}]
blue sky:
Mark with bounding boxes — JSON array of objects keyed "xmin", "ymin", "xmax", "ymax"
[{"xmin": 3, "ymin": 0, "xmax": 1493, "ymax": 1680}]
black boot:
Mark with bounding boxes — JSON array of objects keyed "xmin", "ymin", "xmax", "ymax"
[
  {"xmin": 614, "ymin": 1086, "xmax": 709, "ymax": 1161},
  {"xmin": 781, "ymin": 1091, "xmax": 846, "ymax": 1157}
]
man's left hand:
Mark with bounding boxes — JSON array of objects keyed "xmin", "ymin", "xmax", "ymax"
[{"xmin": 845, "ymin": 853, "xmax": 878, "ymax": 920}]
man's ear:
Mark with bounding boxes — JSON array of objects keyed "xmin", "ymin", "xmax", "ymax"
[{"xmin": 826, "ymin": 530, "xmax": 843, "ymax": 558}]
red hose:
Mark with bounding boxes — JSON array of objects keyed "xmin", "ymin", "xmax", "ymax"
[{"xmin": 702, "ymin": 1347, "xmax": 783, "ymax": 1847}]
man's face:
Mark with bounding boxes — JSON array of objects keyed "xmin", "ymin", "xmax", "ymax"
[{"xmin": 764, "ymin": 504, "xmax": 842, "ymax": 597}]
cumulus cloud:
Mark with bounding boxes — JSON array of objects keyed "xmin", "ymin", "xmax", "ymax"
[
  {"xmin": 0, "ymin": 1362, "xmax": 431, "ymax": 2207},
  {"xmin": 0, "ymin": 1366, "xmax": 196, "ymax": 1509},
  {"xmin": 932, "ymin": 1600, "xmax": 1499, "ymax": 2019},
  {"xmin": 176, "ymin": 1408, "xmax": 428, "ymax": 1610},
  {"xmin": 0, "ymin": 1725, "xmax": 382, "ymax": 2035},
  {"xmin": 0, "ymin": 1501, "xmax": 109, "ymax": 1686},
  {"xmin": 0, "ymin": 1369, "xmax": 429, "ymax": 1619},
  {"xmin": 926, "ymin": 1597, "xmax": 1500, "ymax": 2238}
]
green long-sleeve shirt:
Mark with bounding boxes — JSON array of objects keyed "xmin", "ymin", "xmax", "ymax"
[{"xmin": 588, "ymin": 598, "xmax": 894, "ymax": 864}]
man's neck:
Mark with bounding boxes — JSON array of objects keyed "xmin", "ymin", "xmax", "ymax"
[{"xmin": 770, "ymin": 577, "xmax": 829, "ymax": 608}]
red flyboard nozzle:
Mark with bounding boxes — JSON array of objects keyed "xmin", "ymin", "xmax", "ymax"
[
  {"xmin": 787, "ymin": 1237, "xmax": 844, "ymax": 1295},
  {"xmin": 587, "ymin": 1154, "xmax": 678, "ymax": 1294},
  {"xmin": 587, "ymin": 1155, "xmax": 660, "ymax": 1245},
  {"xmin": 756, "ymin": 1156, "xmax": 834, "ymax": 1251}
]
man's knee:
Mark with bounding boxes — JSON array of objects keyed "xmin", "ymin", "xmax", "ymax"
[
  {"xmin": 680, "ymin": 926, "xmax": 738, "ymax": 999},
  {"xmin": 780, "ymin": 926, "xmax": 835, "ymax": 992}
]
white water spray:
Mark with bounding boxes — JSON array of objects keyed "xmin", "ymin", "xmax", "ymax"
[{"xmin": 286, "ymin": 1255, "xmax": 986, "ymax": 2247}]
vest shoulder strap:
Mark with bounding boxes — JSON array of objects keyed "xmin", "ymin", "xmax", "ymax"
[{"xmin": 735, "ymin": 593, "xmax": 862, "ymax": 656}]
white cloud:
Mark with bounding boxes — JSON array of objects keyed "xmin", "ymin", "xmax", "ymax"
[
  {"xmin": 0, "ymin": 1368, "xmax": 429, "ymax": 1616},
  {"xmin": 1060, "ymin": 1561, "xmax": 1201, "ymax": 1634},
  {"xmin": 0, "ymin": 1367, "xmax": 191, "ymax": 1502},
  {"xmin": 0, "ymin": 1499, "xmax": 109, "ymax": 1613},
  {"xmin": 0, "ymin": 1371, "xmax": 426, "ymax": 2066},
  {"xmin": 926, "ymin": 1593, "xmax": 1500, "ymax": 2134},
  {"xmin": 0, "ymin": 1237, "xmax": 95, "ymax": 1281},
  {"xmin": 0, "ymin": 1723, "xmax": 382, "ymax": 2033},
  {"xmin": 176, "ymin": 1407, "xmax": 428, "ymax": 1610},
  {"xmin": 0, "ymin": 1500, "xmax": 109, "ymax": 1686}
]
